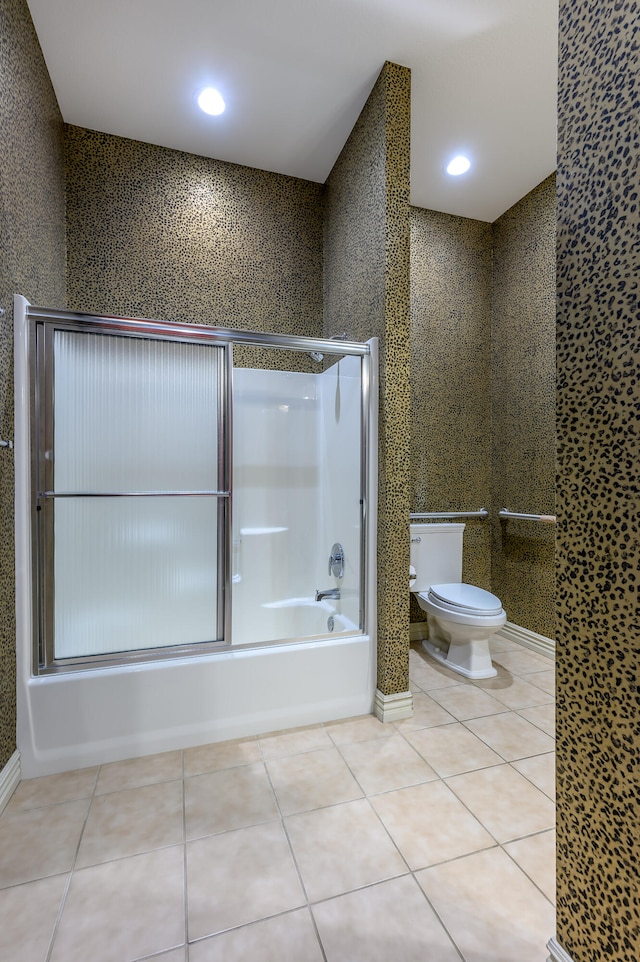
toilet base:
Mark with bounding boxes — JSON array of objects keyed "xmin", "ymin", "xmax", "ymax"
[{"xmin": 421, "ymin": 638, "xmax": 498, "ymax": 680}]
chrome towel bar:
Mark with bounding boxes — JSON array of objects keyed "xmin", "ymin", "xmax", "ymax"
[
  {"xmin": 410, "ymin": 509, "xmax": 489, "ymax": 520},
  {"xmin": 499, "ymin": 508, "xmax": 556, "ymax": 524}
]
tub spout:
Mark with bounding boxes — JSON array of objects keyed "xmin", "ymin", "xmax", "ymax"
[{"xmin": 315, "ymin": 587, "xmax": 341, "ymax": 602}]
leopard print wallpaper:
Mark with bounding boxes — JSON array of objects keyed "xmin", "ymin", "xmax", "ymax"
[
  {"xmin": 409, "ymin": 208, "xmax": 493, "ymax": 625},
  {"xmin": 410, "ymin": 182, "xmax": 556, "ymax": 638},
  {"xmin": 556, "ymin": 1, "xmax": 640, "ymax": 959},
  {"xmin": 65, "ymin": 125, "xmax": 324, "ymax": 338},
  {"xmin": 492, "ymin": 175, "xmax": 556, "ymax": 639},
  {"xmin": 324, "ymin": 61, "xmax": 412, "ymax": 697},
  {"xmin": 0, "ymin": 0, "xmax": 67, "ymax": 769}
]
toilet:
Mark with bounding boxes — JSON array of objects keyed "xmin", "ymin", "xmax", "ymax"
[{"xmin": 410, "ymin": 522, "xmax": 506, "ymax": 679}]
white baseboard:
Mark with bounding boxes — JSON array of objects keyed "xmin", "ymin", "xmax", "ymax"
[
  {"xmin": 547, "ymin": 937, "xmax": 575, "ymax": 962},
  {"xmin": 374, "ymin": 688, "xmax": 413, "ymax": 723},
  {"xmin": 496, "ymin": 621, "xmax": 555, "ymax": 661},
  {"xmin": 0, "ymin": 751, "xmax": 21, "ymax": 815}
]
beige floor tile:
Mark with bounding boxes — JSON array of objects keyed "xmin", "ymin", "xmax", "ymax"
[
  {"xmin": 464, "ymin": 712, "xmax": 555, "ymax": 761},
  {"xmin": 0, "ymin": 799, "xmax": 89, "ymax": 889},
  {"xmin": 285, "ymin": 798, "xmax": 407, "ymax": 902},
  {"xmin": 518, "ymin": 702, "xmax": 556, "ymax": 736},
  {"xmin": 512, "ymin": 753, "xmax": 556, "ymax": 800},
  {"xmin": 393, "ymin": 691, "xmax": 456, "ymax": 733},
  {"xmin": 6, "ymin": 767, "xmax": 98, "ymax": 814},
  {"xmin": 338, "ymin": 734, "xmax": 438, "ymax": 795},
  {"xmin": 405, "ymin": 723, "xmax": 503, "ymax": 777},
  {"xmin": 190, "ymin": 908, "xmax": 324, "ymax": 962},
  {"xmin": 187, "ymin": 821, "xmax": 305, "ymax": 940},
  {"xmin": 183, "ymin": 737, "xmax": 261, "ymax": 777},
  {"xmin": 50, "ymin": 846, "xmax": 185, "ymax": 962},
  {"xmin": 185, "ymin": 763, "xmax": 278, "ymax": 839},
  {"xmin": 267, "ymin": 747, "xmax": 362, "ymax": 816},
  {"xmin": 428, "ymin": 685, "xmax": 508, "ymax": 721},
  {"xmin": 95, "ymin": 750, "xmax": 183, "ymax": 795},
  {"xmin": 371, "ymin": 780, "xmax": 494, "ymax": 870},
  {"xmin": 416, "ymin": 846, "xmax": 555, "ymax": 962},
  {"xmin": 258, "ymin": 725, "xmax": 334, "ymax": 759},
  {"xmin": 0, "ymin": 874, "xmax": 68, "ymax": 962},
  {"xmin": 472, "ymin": 674, "xmax": 554, "ymax": 711},
  {"xmin": 526, "ymin": 669, "xmax": 556, "ymax": 695},
  {"xmin": 446, "ymin": 764, "xmax": 555, "ymax": 843},
  {"xmin": 489, "ymin": 634, "xmax": 519, "ymax": 653},
  {"xmin": 492, "ymin": 649, "xmax": 552, "ymax": 675},
  {"xmin": 504, "ymin": 829, "xmax": 556, "ymax": 904},
  {"xmin": 409, "ymin": 660, "xmax": 463, "ymax": 692},
  {"xmin": 325, "ymin": 714, "xmax": 394, "ymax": 745},
  {"xmin": 76, "ymin": 780, "xmax": 184, "ymax": 868},
  {"xmin": 312, "ymin": 874, "xmax": 461, "ymax": 962}
]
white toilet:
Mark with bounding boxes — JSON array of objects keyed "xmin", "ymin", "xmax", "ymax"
[{"xmin": 410, "ymin": 522, "xmax": 506, "ymax": 679}]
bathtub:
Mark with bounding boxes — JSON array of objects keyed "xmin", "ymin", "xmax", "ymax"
[{"xmin": 16, "ymin": 629, "xmax": 375, "ymax": 778}]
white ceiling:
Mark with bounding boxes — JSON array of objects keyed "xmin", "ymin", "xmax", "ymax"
[{"xmin": 26, "ymin": 0, "xmax": 558, "ymax": 223}]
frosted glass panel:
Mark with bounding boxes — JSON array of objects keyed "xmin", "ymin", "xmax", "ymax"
[
  {"xmin": 54, "ymin": 497, "xmax": 218, "ymax": 658},
  {"xmin": 54, "ymin": 331, "xmax": 219, "ymax": 492}
]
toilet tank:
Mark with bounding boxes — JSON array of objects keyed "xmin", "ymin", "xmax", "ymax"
[{"xmin": 410, "ymin": 523, "xmax": 464, "ymax": 591}]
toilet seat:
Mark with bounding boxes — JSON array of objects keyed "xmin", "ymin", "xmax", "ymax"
[{"xmin": 426, "ymin": 583, "xmax": 503, "ymax": 617}]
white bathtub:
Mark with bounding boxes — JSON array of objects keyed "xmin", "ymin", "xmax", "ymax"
[{"xmin": 17, "ymin": 632, "xmax": 375, "ymax": 778}]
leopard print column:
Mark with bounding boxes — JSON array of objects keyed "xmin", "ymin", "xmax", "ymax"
[{"xmin": 557, "ymin": 1, "xmax": 640, "ymax": 958}]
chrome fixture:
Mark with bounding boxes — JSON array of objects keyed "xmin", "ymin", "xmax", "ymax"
[
  {"xmin": 327, "ymin": 615, "xmax": 335, "ymax": 632},
  {"xmin": 309, "ymin": 351, "xmax": 324, "ymax": 362},
  {"xmin": 315, "ymin": 587, "xmax": 341, "ymax": 602},
  {"xmin": 328, "ymin": 542, "xmax": 345, "ymax": 578},
  {"xmin": 410, "ymin": 509, "xmax": 489, "ymax": 520},
  {"xmin": 499, "ymin": 508, "xmax": 557, "ymax": 524}
]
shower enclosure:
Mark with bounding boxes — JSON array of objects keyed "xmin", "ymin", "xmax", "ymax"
[{"xmin": 14, "ymin": 296, "xmax": 378, "ymax": 776}]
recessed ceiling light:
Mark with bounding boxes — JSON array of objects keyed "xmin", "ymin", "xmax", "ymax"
[
  {"xmin": 197, "ymin": 87, "xmax": 225, "ymax": 116},
  {"xmin": 446, "ymin": 155, "xmax": 471, "ymax": 176}
]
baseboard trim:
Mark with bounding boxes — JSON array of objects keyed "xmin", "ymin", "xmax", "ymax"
[
  {"xmin": 0, "ymin": 751, "xmax": 21, "ymax": 815},
  {"xmin": 547, "ymin": 937, "xmax": 575, "ymax": 962},
  {"xmin": 374, "ymin": 688, "xmax": 413, "ymax": 723},
  {"xmin": 497, "ymin": 621, "xmax": 555, "ymax": 661}
]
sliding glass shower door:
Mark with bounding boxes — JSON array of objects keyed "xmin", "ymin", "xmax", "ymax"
[
  {"xmin": 36, "ymin": 323, "xmax": 228, "ymax": 667},
  {"xmin": 28, "ymin": 306, "xmax": 371, "ymax": 673}
]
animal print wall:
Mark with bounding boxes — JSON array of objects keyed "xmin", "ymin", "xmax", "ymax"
[
  {"xmin": 324, "ymin": 62, "xmax": 412, "ymax": 697},
  {"xmin": 556, "ymin": 1, "xmax": 640, "ymax": 959}
]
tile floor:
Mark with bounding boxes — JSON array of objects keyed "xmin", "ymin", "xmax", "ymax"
[{"xmin": 0, "ymin": 636, "xmax": 556, "ymax": 961}]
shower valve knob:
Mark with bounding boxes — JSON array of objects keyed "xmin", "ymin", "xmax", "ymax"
[{"xmin": 328, "ymin": 543, "xmax": 345, "ymax": 579}]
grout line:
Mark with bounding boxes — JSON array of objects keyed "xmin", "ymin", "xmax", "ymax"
[
  {"xmin": 181, "ymin": 749, "xmax": 190, "ymax": 950},
  {"xmin": 44, "ymin": 766, "xmax": 101, "ymax": 962}
]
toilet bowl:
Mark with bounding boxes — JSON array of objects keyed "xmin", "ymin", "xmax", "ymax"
[{"xmin": 410, "ymin": 523, "xmax": 506, "ymax": 680}]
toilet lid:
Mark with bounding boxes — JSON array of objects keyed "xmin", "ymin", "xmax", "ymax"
[{"xmin": 429, "ymin": 583, "xmax": 503, "ymax": 616}]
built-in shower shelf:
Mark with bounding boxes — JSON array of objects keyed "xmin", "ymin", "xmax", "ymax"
[{"xmin": 240, "ymin": 526, "xmax": 288, "ymax": 535}]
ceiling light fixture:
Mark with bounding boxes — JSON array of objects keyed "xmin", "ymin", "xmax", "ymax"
[
  {"xmin": 197, "ymin": 87, "xmax": 225, "ymax": 116},
  {"xmin": 446, "ymin": 155, "xmax": 471, "ymax": 176}
]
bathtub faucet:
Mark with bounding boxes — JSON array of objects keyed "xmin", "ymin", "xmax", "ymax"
[{"xmin": 315, "ymin": 587, "xmax": 341, "ymax": 602}]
